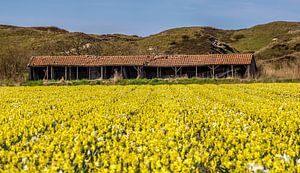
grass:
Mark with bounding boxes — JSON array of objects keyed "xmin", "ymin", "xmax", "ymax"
[
  {"xmin": 21, "ymin": 80, "xmax": 45, "ymax": 86},
  {"xmin": 15, "ymin": 78, "xmax": 300, "ymax": 87},
  {"xmin": 0, "ymin": 79, "xmax": 19, "ymax": 86},
  {"xmin": 118, "ymin": 78, "xmax": 244, "ymax": 85},
  {"xmin": 230, "ymin": 21, "xmax": 300, "ymax": 51}
]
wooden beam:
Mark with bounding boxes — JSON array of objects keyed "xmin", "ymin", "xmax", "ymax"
[
  {"xmin": 120, "ymin": 66, "xmax": 123, "ymax": 78},
  {"xmin": 123, "ymin": 66, "xmax": 128, "ymax": 79},
  {"xmin": 69, "ymin": 67, "xmax": 72, "ymax": 80},
  {"xmin": 101, "ymin": 66, "xmax": 104, "ymax": 79},
  {"xmin": 172, "ymin": 67, "xmax": 182, "ymax": 78},
  {"xmin": 212, "ymin": 65, "xmax": 215, "ymax": 78},
  {"xmin": 139, "ymin": 67, "xmax": 141, "ymax": 79},
  {"xmin": 46, "ymin": 66, "xmax": 49, "ymax": 80},
  {"xmin": 88, "ymin": 67, "xmax": 91, "ymax": 80},
  {"xmin": 138, "ymin": 67, "xmax": 142, "ymax": 79},
  {"xmin": 30, "ymin": 67, "xmax": 35, "ymax": 80},
  {"xmin": 28, "ymin": 68, "xmax": 32, "ymax": 80},
  {"xmin": 231, "ymin": 65, "xmax": 234, "ymax": 78},
  {"xmin": 50, "ymin": 66, "xmax": 53, "ymax": 80},
  {"xmin": 76, "ymin": 67, "xmax": 79, "ymax": 80},
  {"xmin": 160, "ymin": 67, "xmax": 162, "ymax": 77},
  {"xmin": 104, "ymin": 66, "xmax": 106, "ymax": 79},
  {"xmin": 247, "ymin": 65, "xmax": 251, "ymax": 78},
  {"xmin": 33, "ymin": 68, "xmax": 35, "ymax": 80},
  {"xmin": 65, "ymin": 66, "xmax": 67, "ymax": 80},
  {"xmin": 253, "ymin": 64, "xmax": 257, "ymax": 78},
  {"xmin": 134, "ymin": 66, "xmax": 143, "ymax": 79},
  {"xmin": 29, "ymin": 68, "xmax": 32, "ymax": 80}
]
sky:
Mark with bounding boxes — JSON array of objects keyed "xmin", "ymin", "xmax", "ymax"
[{"xmin": 0, "ymin": 0, "xmax": 299, "ymax": 36}]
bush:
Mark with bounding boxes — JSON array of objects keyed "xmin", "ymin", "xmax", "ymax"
[{"xmin": 233, "ymin": 34, "xmax": 245, "ymax": 40}]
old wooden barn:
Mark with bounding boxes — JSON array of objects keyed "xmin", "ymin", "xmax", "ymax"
[{"xmin": 27, "ymin": 54, "xmax": 256, "ymax": 80}]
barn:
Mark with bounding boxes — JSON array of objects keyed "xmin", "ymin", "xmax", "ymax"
[{"xmin": 27, "ymin": 54, "xmax": 256, "ymax": 80}]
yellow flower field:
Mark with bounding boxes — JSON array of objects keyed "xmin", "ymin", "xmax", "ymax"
[{"xmin": 0, "ymin": 84, "xmax": 300, "ymax": 172}]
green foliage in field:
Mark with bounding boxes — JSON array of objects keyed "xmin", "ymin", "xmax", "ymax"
[{"xmin": 16, "ymin": 78, "xmax": 300, "ymax": 87}]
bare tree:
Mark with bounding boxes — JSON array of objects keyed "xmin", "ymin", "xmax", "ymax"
[{"xmin": 0, "ymin": 47, "xmax": 32, "ymax": 81}]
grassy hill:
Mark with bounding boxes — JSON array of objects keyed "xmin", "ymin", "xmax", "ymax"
[{"xmin": 0, "ymin": 21, "xmax": 299, "ymax": 81}]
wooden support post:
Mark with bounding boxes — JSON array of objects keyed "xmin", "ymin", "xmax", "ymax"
[
  {"xmin": 227, "ymin": 66, "xmax": 230, "ymax": 77},
  {"xmin": 28, "ymin": 68, "xmax": 32, "ymax": 80},
  {"xmin": 120, "ymin": 66, "xmax": 123, "ymax": 78},
  {"xmin": 247, "ymin": 65, "xmax": 251, "ymax": 78},
  {"xmin": 212, "ymin": 65, "xmax": 215, "ymax": 78},
  {"xmin": 31, "ymin": 68, "xmax": 34, "ymax": 80},
  {"xmin": 160, "ymin": 68, "xmax": 162, "ymax": 77},
  {"xmin": 88, "ymin": 67, "xmax": 91, "ymax": 80},
  {"xmin": 76, "ymin": 67, "xmax": 79, "ymax": 80},
  {"xmin": 50, "ymin": 66, "xmax": 53, "ymax": 80},
  {"xmin": 104, "ymin": 66, "xmax": 106, "ymax": 79},
  {"xmin": 46, "ymin": 66, "xmax": 49, "ymax": 80},
  {"xmin": 101, "ymin": 66, "xmax": 104, "ymax": 79},
  {"xmin": 65, "ymin": 66, "xmax": 67, "ymax": 80},
  {"xmin": 157, "ymin": 67, "xmax": 159, "ymax": 78},
  {"xmin": 195, "ymin": 66, "xmax": 198, "ymax": 78},
  {"xmin": 138, "ymin": 67, "xmax": 142, "ymax": 79},
  {"xmin": 69, "ymin": 67, "xmax": 72, "ymax": 80},
  {"xmin": 29, "ymin": 67, "xmax": 34, "ymax": 80},
  {"xmin": 172, "ymin": 67, "xmax": 182, "ymax": 78},
  {"xmin": 31, "ymin": 67, "xmax": 35, "ymax": 80},
  {"xmin": 231, "ymin": 65, "xmax": 234, "ymax": 78},
  {"xmin": 138, "ymin": 67, "xmax": 141, "ymax": 79},
  {"xmin": 208, "ymin": 65, "xmax": 219, "ymax": 78},
  {"xmin": 134, "ymin": 66, "xmax": 143, "ymax": 79}
]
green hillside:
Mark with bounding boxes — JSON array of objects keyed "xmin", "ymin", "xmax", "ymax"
[
  {"xmin": 230, "ymin": 22, "xmax": 300, "ymax": 51},
  {"xmin": 0, "ymin": 21, "xmax": 299, "ymax": 81}
]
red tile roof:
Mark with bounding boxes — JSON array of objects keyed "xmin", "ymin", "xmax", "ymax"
[
  {"xmin": 28, "ymin": 55, "xmax": 152, "ymax": 66},
  {"xmin": 147, "ymin": 54, "xmax": 254, "ymax": 67},
  {"xmin": 28, "ymin": 54, "xmax": 254, "ymax": 67}
]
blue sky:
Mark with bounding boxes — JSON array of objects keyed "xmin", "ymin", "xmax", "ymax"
[{"xmin": 0, "ymin": 0, "xmax": 299, "ymax": 36}]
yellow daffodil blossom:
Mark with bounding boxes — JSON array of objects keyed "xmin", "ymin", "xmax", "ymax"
[{"xmin": 0, "ymin": 83, "xmax": 299, "ymax": 172}]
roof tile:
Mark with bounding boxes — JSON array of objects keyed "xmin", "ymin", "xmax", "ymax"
[{"xmin": 28, "ymin": 54, "xmax": 254, "ymax": 67}]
